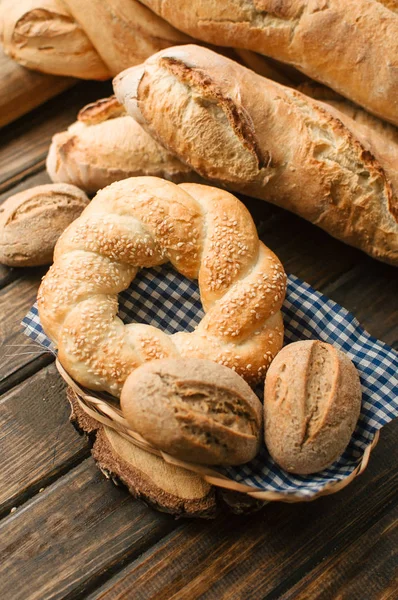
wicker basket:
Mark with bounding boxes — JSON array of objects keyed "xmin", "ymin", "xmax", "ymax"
[{"xmin": 57, "ymin": 359, "xmax": 379, "ymax": 503}]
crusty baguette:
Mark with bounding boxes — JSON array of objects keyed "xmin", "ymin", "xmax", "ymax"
[
  {"xmin": 47, "ymin": 97, "xmax": 199, "ymax": 194},
  {"xmin": 138, "ymin": 0, "xmax": 398, "ymax": 126},
  {"xmin": 114, "ymin": 45, "xmax": 398, "ymax": 266},
  {"xmin": 0, "ymin": 0, "xmax": 190, "ymax": 79},
  {"xmin": 298, "ymin": 82, "xmax": 398, "ymax": 147},
  {"xmin": 264, "ymin": 340, "xmax": 362, "ymax": 474}
]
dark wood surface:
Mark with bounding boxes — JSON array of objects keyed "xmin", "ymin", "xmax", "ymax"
[{"xmin": 0, "ymin": 80, "xmax": 397, "ymax": 600}]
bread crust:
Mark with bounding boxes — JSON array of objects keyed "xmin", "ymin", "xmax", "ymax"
[
  {"xmin": 115, "ymin": 45, "xmax": 398, "ymax": 266},
  {"xmin": 46, "ymin": 97, "xmax": 199, "ymax": 194},
  {"xmin": 0, "ymin": 0, "xmax": 190, "ymax": 79},
  {"xmin": 263, "ymin": 340, "xmax": 362, "ymax": 474},
  {"xmin": 121, "ymin": 358, "xmax": 263, "ymax": 465},
  {"xmin": 38, "ymin": 177, "xmax": 286, "ymax": 395},
  {"xmin": 0, "ymin": 183, "xmax": 89, "ymax": 266},
  {"xmin": 139, "ymin": 0, "xmax": 398, "ymax": 125}
]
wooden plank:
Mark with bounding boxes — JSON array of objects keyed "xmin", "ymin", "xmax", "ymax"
[
  {"xmin": 0, "ymin": 272, "xmax": 51, "ymax": 393},
  {"xmin": 0, "ymin": 79, "xmax": 112, "ymax": 193},
  {"xmin": 0, "ymin": 364, "xmax": 88, "ymax": 515},
  {"xmin": 0, "ymin": 459, "xmax": 177, "ymax": 600},
  {"xmin": 88, "ymin": 420, "xmax": 398, "ymax": 600},
  {"xmin": 0, "ymin": 48, "xmax": 75, "ymax": 128},
  {"xmin": 282, "ymin": 506, "xmax": 398, "ymax": 600}
]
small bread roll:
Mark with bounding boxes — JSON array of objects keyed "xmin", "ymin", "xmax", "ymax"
[
  {"xmin": 264, "ymin": 340, "xmax": 362, "ymax": 474},
  {"xmin": 0, "ymin": 183, "xmax": 89, "ymax": 267},
  {"xmin": 121, "ymin": 358, "xmax": 263, "ymax": 466}
]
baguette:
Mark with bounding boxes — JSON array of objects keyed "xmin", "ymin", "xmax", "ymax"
[
  {"xmin": 138, "ymin": 0, "xmax": 398, "ymax": 125},
  {"xmin": 0, "ymin": 0, "xmax": 189, "ymax": 79},
  {"xmin": 114, "ymin": 45, "xmax": 398, "ymax": 266},
  {"xmin": 47, "ymin": 97, "xmax": 198, "ymax": 194}
]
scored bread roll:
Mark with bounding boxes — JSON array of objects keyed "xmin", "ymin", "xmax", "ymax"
[
  {"xmin": 114, "ymin": 45, "xmax": 398, "ymax": 267},
  {"xmin": 139, "ymin": 0, "xmax": 398, "ymax": 125},
  {"xmin": 263, "ymin": 340, "xmax": 362, "ymax": 474},
  {"xmin": 121, "ymin": 358, "xmax": 263, "ymax": 465},
  {"xmin": 0, "ymin": 183, "xmax": 89, "ymax": 267},
  {"xmin": 47, "ymin": 97, "xmax": 199, "ymax": 194}
]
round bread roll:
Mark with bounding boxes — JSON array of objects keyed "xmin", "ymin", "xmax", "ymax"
[
  {"xmin": 0, "ymin": 183, "xmax": 89, "ymax": 267},
  {"xmin": 121, "ymin": 358, "xmax": 263, "ymax": 466},
  {"xmin": 264, "ymin": 340, "xmax": 362, "ymax": 475}
]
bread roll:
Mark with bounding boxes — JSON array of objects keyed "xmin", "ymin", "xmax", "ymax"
[
  {"xmin": 263, "ymin": 340, "xmax": 362, "ymax": 474},
  {"xmin": 139, "ymin": 0, "xmax": 398, "ymax": 125},
  {"xmin": 121, "ymin": 358, "xmax": 263, "ymax": 465},
  {"xmin": 46, "ymin": 97, "xmax": 198, "ymax": 194},
  {"xmin": 0, "ymin": 183, "xmax": 89, "ymax": 267},
  {"xmin": 114, "ymin": 45, "xmax": 398, "ymax": 266}
]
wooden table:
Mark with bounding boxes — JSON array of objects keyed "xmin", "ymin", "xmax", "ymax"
[{"xmin": 0, "ymin": 80, "xmax": 397, "ymax": 600}]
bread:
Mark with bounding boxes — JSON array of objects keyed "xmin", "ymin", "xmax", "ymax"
[
  {"xmin": 38, "ymin": 177, "xmax": 286, "ymax": 395},
  {"xmin": 121, "ymin": 358, "xmax": 263, "ymax": 465},
  {"xmin": 0, "ymin": 0, "xmax": 190, "ymax": 79},
  {"xmin": 0, "ymin": 183, "xmax": 89, "ymax": 267},
  {"xmin": 139, "ymin": 0, "xmax": 398, "ymax": 125},
  {"xmin": 114, "ymin": 45, "xmax": 398, "ymax": 266},
  {"xmin": 47, "ymin": 97, "xmax": 199, "ymax": 194},
  {"xmin": 263, "ymin": 340, "xmax": 362, "ymax": 474},
  {"xmin": 298, "ymin": 82, "xmax": 398, "ymax": 147}
]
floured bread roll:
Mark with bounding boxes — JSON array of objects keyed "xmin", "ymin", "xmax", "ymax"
[
  {"xmin": 264, "ymin": 340, "xmax": 362, "ymax": 475},
  {"xmin": 121, "ymin": 358, "xmax": 263, "ymax": 466}
]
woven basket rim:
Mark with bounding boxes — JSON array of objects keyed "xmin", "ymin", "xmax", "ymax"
[{"xmin": 57, "ymin": 359, "xmax": 379, "ymax": 503}]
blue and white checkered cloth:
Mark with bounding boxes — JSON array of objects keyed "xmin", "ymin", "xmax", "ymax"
[{"xmin": 22, "ymin": 265, "xmax": 398, "ymax": 498}]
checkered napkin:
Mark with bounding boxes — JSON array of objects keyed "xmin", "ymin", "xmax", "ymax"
[{"xmin": 22, "ymin": 265, "xmax": 398, "ymax": 498}]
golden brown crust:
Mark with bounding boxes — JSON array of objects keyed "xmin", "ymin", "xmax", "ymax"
[
  {"xmin": 139, "ymin": 0, "xmax": 398, "ymax": 125},
  {"xmin": 263, "ymin": 340, "xmax": 362, "ymax": 474},
  {"xmin": 37, "ymin": 176, "xmax": 286, "ymax": 396},
  {"xmin": 121, "ymin": 358, "xmax": 263, "ymax": 465},
  {"xmin": 46, "ymin": 97, "xmax": 199, "ymax": 194},
  {"xmin": 0, "ymin": 0, "xmax": 191, "ymax": 79},
  {"xmin": 0, "ymin": 183, "xmax": 89, "ymax": 267},
  {"xmin": 115, "ymin": 45, "xmax": 398, "ymax": 266}
]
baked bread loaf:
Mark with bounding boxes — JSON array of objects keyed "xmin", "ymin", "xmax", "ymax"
[
  {"xmin": 0, "ymin": 0, "xmax": 190, "ymax": 79},
  {"xmin": 115, "ymin": 45, "xmax": 398, "ymax": 266},
  {"xmin": 0, "ymin": 183, "xmax": 89, "ymax": 267},
  {"xmin": 264, "ymin": 340, "xmax": 362, "ymax": 474},
  {"xmin": 38, "ymin": 177, "xmax": 286, "ymax": 395},
  {"xmin": 47, "ymin": 97, "xmax": 199, "ymax": 194},
  {"xmin": 121, "ymin": 358, "xmax": 263, "ymax": 465},
  {"xmin": 139, "ymin": 0, "xmax": 398, "ymax": 125}
]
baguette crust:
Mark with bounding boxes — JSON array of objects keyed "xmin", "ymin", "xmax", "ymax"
[
  {"xmin": 139, "ymin": 0, "xmax": 398, "ymax": 125},
  {"xmin": 47, "ymin": 97, "xmax": 198, "ymax": 194},
  {"xmin": 0, "ymin": 0, "xmax": 190, "ymax": 79},
  {"xmin": 115, "ymin": 45, "xmax": 398, "ymax": 266}
]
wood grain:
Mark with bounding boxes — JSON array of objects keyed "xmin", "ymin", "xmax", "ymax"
[
  {"xmin": 0, "ymin": 459, "xmax": 177, "ymax": 600},
  {"xmin": 0, "ymin": 79, "xmax": 111, "ymax": 194},
  {"xmin": 0, "ymin": 48, "xmax": 75, "ymax": 128},
  {"xmin": 0, "ymin": 364, "xmax": 88, "ymax": 515},
  {"xmin": 282, "ymin": 505, "xmax": 398, "ymax": 600},
  {"xmin": 0, "ymin": 271, "xmax": 50, "ymax": 393},
  {"xmin": 87, "ymin": 420, "xmax": 398, "ymax": 600}
]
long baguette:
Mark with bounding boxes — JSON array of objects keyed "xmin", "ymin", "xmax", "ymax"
[
  {"xmin": 114, "ymin": 45, "xmax": 398, "ymax": 266},
  {"xmin": 138, "ymin": 0, "xmax": 398, "ymax": 126}
]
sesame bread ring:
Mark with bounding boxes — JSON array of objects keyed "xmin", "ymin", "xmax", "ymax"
[{"xmin": 38, "ymin": 177, "xmax": 286, "ymax": 396}]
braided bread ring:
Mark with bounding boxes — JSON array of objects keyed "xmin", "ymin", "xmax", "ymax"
[{"xmin": 38, "ymin": 177, "xmax": 286, "ymax": 396}]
